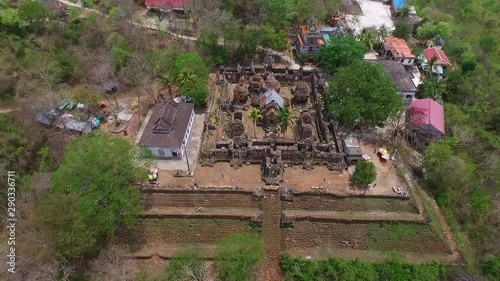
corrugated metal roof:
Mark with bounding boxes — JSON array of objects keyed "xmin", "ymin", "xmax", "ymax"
[
  {"xmin": 260, "ymin": 89, "xmax": 284, "ymax": 109},
  {"xmin": 411, "ymin": 98, "xmax": 445, "ymax": 134}
]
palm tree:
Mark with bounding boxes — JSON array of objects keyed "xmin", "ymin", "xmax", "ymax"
[
  {"xmin": 160, "ymin": 73, "xmax": 175, "ymax": 99},
  {"xmin": 249, "ymin": 108, "xmax": 263, "ymax": 138},
  {"xmin": 358, "ymin": 28, "xmax": 378, "ymax": 50},
  {"xmin": 277, "ymin": 106, "xmax": 295, "ymax": 138},
  {"xmin": 176, "ymin": 69, "xmax": 197, "ymax": 89}
]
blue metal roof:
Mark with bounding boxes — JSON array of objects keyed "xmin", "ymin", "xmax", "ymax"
[
  {"xmin": 260, "ymin": 89, "xmax": 284, "ymax": 109},
  {"xmin": 394, "ymin": 0, "xmax": 407, "ymax": 9}
]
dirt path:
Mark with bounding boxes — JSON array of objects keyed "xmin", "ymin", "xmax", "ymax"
[{"xmin": 260, "ymin": 190, "xmax": 283, "ymax": 281}]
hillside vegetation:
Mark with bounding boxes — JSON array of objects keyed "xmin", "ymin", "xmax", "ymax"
[{"xmin": 407, "ymin": 0, "xmax": 499, "ymax": 273}]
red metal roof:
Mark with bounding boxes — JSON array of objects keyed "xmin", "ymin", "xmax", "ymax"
[
  {"xmin": 423, "ymin": 47, "xmax": 451, "ymax": 66},
  {"xmin": 145, "ymin": 0, "xmax": 188, "ymax": 9},
  {"xmin": 411, "ymin": 98, "xmax": 445, "ymax": 134},
  {"xmin": 383, "ymin": 36, "xmax": 415, "ymax": 59}
]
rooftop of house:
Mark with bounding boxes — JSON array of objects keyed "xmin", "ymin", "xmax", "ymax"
[
  {"xmin": 383, "ymin": 36, "xmax": 415, "ymax": 59},
  {"xmin": 145, "ymin": 0, "xmax": 189, "ymax": 9},
  {"xmin": 139, "ymin": 100, "xmax": 194, "ymax": 147},
  {"xmin": 393, "ymin": 0, "xmax": 407, "ymax": 9},
  {"xmin": 411, "ymin": 98, "xmax": 445, "ymax": 134},
  {"xmin": 423, "ymin": 47, "xmax": 451, "ymax": 66},
  {"xmin": 370, "ymin": 60, "xmax": 417, "ymax": 93}
]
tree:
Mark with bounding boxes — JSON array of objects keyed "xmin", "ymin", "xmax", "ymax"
[
  {"xmin": 196, "ymin": 30, "xmax": 230, "ymax": 67},
  {"xmin": 353, "ymin": 161, "xmax": 376, "ymax": 184},
  {"xmin": 18, "ymin": 0, "xmax": 48, "ymax": 32},
  {"xmin": 50, "ymin": 136, "xmax": 148, "ymax": 238},
  {"xmin": 417, "ymin": 77, "xmax": 446, "ymax": 100},
  {"xmin": 89, "ymin": 247, "xmax": 133, "ymax": 281},
  {"xmin": 416, "ymin": 21, "xmax": 452, "ymax": 40},
  {"xmin": 174, "ymin": 52, "xmax": 209, "ymax": 84},
  {"xmin": 160, "ymin": 73, "xmax": 175, "ymax": 99},
  {"xmin": 358, "ymin": 28, "xmax": 379, "ymax": 50},
  {"xmin": 393, "ymin": 20, "xmax": 412, "ymax": 39},
  {"xmin": 177, "ymin": 69, "xmax": 197, "ymax": 89},
  {"xmin": 35, "ymin": 192, "xmax": 101, "ymax": 258},
  {"xmin": 277, "ymin": 106, "xmax": 295, "ymax": 138},
  {"xmin": 166, "ymin": 246, "xmax": 216, "ymax": 281},
  {"xmin": 325, "ymin": 61, "xmax": 403, "ymax": 127},
  {"xmin": 249, "ymin": 108, "xmax": 263, "ymax": 138},
  {"xmin": 320, "ymin": 34, "xmax": 367, "ymax": 73},
  {"xmin": 215, "ymin": 233, "xmax": 264, "ymax": 281},
  {"xmin": 71, "ymin": 86, "xmax": 101, "ymax": 107}
]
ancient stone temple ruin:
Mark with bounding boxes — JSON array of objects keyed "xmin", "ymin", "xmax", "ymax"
[{"xmin": 202, "ymin": 63, "xmax": 346, "ymax": 185}]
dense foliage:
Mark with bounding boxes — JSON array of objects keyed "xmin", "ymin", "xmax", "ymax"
[
  {"xmin": 353, "ymin": 161, "xmax": 377, "ymax": 185},
  {"xmin": 282, "ymin": 255, "xmax": 445, "ymax": 281},
  {"xmin": 325, "ymin": 61, "xmax": 403, "ymax": 127},
  {"xmin": 320, "ymin": 34, "xmax": 367, "ymax": 73},
  {"xmin": 214, "ymin": 233, "xmax": 265, "ymax": 281},
  {"xmin": 408, "ymin": 0, "xmax": 500, "ymax": 268},
  {"xmin": 46, "ymin": 135, "xmax": 148, "ymax": 257}
]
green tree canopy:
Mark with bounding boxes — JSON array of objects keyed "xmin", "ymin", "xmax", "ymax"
[
  {"xmin": 353, "ymin": 161, "xmax": 377, "ymax": 184},
  {"xmin": 35, "ymin": 192, "xmax": 101, "ymax": 258},
  {"xmin": 196, "ymin": 30, "xmax": 229, "ymax": 67},
  {"xmin": 215, "ymin": 233, "xmax": 264, "ymax": 281},
  {"xmin": 50, "ymin": 136, "xmax": 147, "ymax": 236},
  {"xmin": 18, "ymin": 0, "xmax": 48, "ymax": 32},
  {"xmin": 174, "ymin": 52, "xmax": 210, "ymax": 105},
  {"xmin": 325, "ymin": 61, "xmax": 403, "ymax": 127},
  {"xmin": 320, "ymin": 34, "xmax": 367, "ymax": 73}
]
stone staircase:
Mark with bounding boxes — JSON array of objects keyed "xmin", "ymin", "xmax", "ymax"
[{"xmin": 260, "ymin": 189, "xmax": 283, "ymax": 281}]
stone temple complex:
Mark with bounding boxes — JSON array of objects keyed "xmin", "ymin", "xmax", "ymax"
[{"xmin": 199, "ymin": 63, "xmax": 347, "ymax": 185}]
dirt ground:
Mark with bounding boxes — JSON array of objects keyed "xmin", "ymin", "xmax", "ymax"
[
  {"xmin": 158, "ymin": 163, "xmax": 263, "ymax": 189},
  {"xmin": 358, "ymin": 139, "xmax": 409, "ymax": 196}
]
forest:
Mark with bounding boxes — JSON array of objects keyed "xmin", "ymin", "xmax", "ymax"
[{"xmin": 0, "ymin": 0, "xmax": 499, "ymax": 280}]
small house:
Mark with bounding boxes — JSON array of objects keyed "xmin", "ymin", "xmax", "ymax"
[
  {"xmin": 422, "ymin": 47, "xmax": 451, "ymax": 76},
  {"xmin": 145, "ymin": 0, "xmax": 189, "ymax": 13},
  {"xmin": 138, "ymin": 100, "xmax": 195, "ymax": 159},
  {"xmin": 408, "ymin": 98, "xmax": 445, "ymax": 139},
  {"xmin": 380, "ymin": 36, "xmax": 416, "ymax": 66}
]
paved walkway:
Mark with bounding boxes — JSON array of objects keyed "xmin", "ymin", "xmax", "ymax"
[{"xmin": 260, "ymin": 190, "xmax": 283, "ymax": 281}]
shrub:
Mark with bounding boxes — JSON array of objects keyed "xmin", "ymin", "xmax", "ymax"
[
  {"xmin": 214, "ymin": 233, "xmax": 264, "ymax": 281},
  {"xmin": 353, "ymin": 161, "xmax": 376, "ymax": 184},
  {"xmin": 71, "ymin": 86, "xmax": 100, "ymax": 107}
]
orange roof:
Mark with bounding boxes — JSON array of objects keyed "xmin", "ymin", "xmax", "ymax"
[{"xmin": 383, "ymin": 36, "xmax": 415, "ymax": 59}]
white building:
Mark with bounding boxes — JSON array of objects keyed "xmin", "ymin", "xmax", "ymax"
[{"xmin": 138, "ymin": 100, "xmax": 195, "ymax": 159}]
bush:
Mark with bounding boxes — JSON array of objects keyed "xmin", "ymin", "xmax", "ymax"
[
  {"xmin": 353, "ymin": 161, "xmax": 376, "ymax": 184},
  {"xmin": 214, "ymin": 233, "xmax": 264, "ymax": 281},
  {"xmin": 167, "ymin": 246, "xmax": 205, "ymax": 280},
  {"xmin": 71, "ymin": 86, "xmax": 100, "ymax": 107},
  {"xmin": 482, "ymin": 256, "xmax": 500, "ymax": 281},
  {"xmin": 282, "ymin": 255, "xmax": 445, "ymax": 281}
]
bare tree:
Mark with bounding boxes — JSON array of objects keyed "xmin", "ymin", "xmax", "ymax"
[
  {"xmin": 89, "ymin": 247, "xmax": 134, "ymax": 281},
  {"xmin": 183, "ymin": 263, "xmax": 219, "ymax": 281}
]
